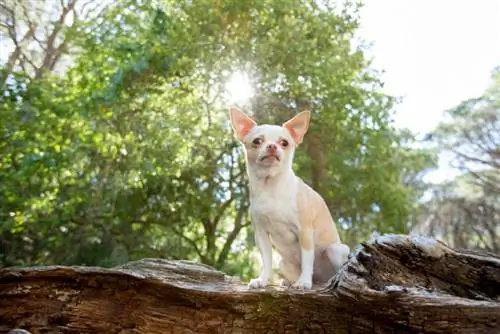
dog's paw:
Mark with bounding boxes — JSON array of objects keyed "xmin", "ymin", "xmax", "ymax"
[
  {"xmin": 290, "ymin": 278, "xmax": 312, "ymax": 290},
  {"xmin": 248, "ymin": 276, "xmax": 269, "ymax": 289}
]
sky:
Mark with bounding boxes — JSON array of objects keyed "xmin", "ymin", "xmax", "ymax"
[{"xmin": 357, "ymin": 0, "xmax": 500, "ymax": 182}]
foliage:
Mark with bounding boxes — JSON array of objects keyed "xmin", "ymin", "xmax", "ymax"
[
  {"xmin": 0, "ymin": 0, "xmax": 434, "ymax": 278},
  {"xmin": 415, "ymin": 67, "xmax": 500, "ymax": 253}
]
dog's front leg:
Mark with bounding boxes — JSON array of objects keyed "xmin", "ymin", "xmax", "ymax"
[
  {"xmin": 291, "ymin": 227, "xmax": 314, "ymax": 290},
  {"xmin": 248, "ymin": 226, "xmax": 272, "ymax": 289}
]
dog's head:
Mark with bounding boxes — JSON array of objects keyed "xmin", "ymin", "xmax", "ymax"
[{"xmin": 229, "ymin": 107, "xmax": 310, "ymax": 177}]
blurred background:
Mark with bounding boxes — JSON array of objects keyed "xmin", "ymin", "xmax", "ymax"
[{"xmin": 0, "ymin": 0, "xmax": 498, "ymax": 280}]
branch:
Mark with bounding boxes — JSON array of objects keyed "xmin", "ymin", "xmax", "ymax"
[
  {"xmin": 170, "ymin": 227, "xmax": 206, "ymax": 263},
  {"xmin": 211, "ymin": 195, "xmax": 236, "ymax": 228},
  {"xmin": 1, "ymin": 10, "xmax": 36, "ymax": 84},
  {"xmin": 215, "ymin": 202, "xmax": 249, "ymax": 268},
  {"xmin": 462, "ymin": 205, "xmax": 492, "ymax": 252},
  {"xmin": 34, "ymin": 0, "xmax": 77, "ymax": 79}
]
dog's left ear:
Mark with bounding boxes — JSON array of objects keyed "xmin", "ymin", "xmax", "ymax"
[{"xmin": 282, "ymin": 110, "xmax": 311, "ymax": 145}]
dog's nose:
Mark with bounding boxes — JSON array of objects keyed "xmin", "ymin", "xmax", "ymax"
[{"xmin": 267, "ymin": 143, "xmax": 278, "ymax": 151}]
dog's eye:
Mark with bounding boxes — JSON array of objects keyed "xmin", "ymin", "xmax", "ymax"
[
  {"xmin": 252, "ymin": 138, "xmax": 263, "ymax": 145},
  {"xmin": 280, "ymin": 139, "xmax": 289, "ymax": 147}
]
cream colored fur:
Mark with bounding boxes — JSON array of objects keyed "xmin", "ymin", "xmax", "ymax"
[{"xmin": 229, "ymin": 107, "xmax": 350, "ymax": 290}]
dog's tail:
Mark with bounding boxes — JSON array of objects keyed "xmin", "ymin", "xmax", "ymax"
[{"xmin": 327, "ymin": 243, "xmax": 350, "ymax": 271}]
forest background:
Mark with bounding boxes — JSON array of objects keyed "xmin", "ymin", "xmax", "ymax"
[{"xmin": 1, "ymin": 0, "xmax": 498, "ymax": 280}]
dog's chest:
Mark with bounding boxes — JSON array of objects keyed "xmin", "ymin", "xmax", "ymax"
[{"xmin": 250, "ymin": 187, "xmax": 299, "ymax": 247}]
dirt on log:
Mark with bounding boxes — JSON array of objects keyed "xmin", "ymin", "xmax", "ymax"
[{"xmin": 0, "ymin": 234, "xmax": 499, "ymax": 334}]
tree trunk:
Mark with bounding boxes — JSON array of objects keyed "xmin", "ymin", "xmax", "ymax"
[
  {"xmin": 1, "ymin": 234, "xmax": 499, "ymax": 334},
  {"xmin": 306, "ymin": 131, "xmax": 328, "ymax": 192}
]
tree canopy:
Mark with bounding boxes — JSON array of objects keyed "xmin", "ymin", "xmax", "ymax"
[
  {"xmin": 1, "ymin": 0, "xmax": 442, "ymax": 279},
  {"xmin": 415, "ymin": 67, "xmax": 500, "ymax": 253}
]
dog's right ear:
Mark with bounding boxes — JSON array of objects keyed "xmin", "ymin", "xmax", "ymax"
[{"xmin": 229, "ymin": 107, "xmax": 257, "ymax": 140}]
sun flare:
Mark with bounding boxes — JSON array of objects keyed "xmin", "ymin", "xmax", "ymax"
[{"xmin": 225, "ymin": 71, "xmax": 254, "ymax": 102}]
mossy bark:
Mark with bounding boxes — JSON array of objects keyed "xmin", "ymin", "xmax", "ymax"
[{"xmin": 1, "ymin": 234, "xmax": 499, "ymax": 333}]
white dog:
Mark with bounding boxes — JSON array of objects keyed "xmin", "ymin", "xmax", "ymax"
[{"xmin": 229, "ymin": 107, "xmax": 350, "ymax": 290}]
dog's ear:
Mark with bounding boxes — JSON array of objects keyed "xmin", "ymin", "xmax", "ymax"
[
  {"xmin": 229, "ymin": 107, "xmax": 257, "ymax": 140},
  {"xmin": 282, "ymin": 110, "xmax": 311, "ymax": 145}
]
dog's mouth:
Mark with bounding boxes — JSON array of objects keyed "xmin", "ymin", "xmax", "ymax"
[{"xmin": 260, "ymin": 155, "xmax": 280, "ymax": 162}]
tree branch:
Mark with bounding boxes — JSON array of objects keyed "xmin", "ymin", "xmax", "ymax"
[
  {"xmin": 34, "ymin": 0, "xmax": 78, "ymax": 79},
  {"xmin": 1, "ymin": 235, "xmax": 499, "ymax": 333},
  {"xmin": 215, "ymin": 201, "xmax": 249, "ymax": 268},
  {"xmin": 170, "ymin": 227, "xmax": 206, "ymax": 263}
]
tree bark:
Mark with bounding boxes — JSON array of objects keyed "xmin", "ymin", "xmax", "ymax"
[
  {"xmin": 306, "ymin": 131, "xmax": 328, "ymax": 192},
  {"xmin": 1, "ymin": 234, "xmax": 499, "ymax": 334}
]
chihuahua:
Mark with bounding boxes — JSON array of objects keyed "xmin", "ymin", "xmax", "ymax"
[{"xmin": 229, "ymin": 107, "xmax": 350, "ymax": 290}]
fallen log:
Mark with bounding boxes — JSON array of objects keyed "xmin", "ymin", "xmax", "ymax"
[{"xmin": 0, "ymin": 234, "xmax": 499, "ymax": 333}]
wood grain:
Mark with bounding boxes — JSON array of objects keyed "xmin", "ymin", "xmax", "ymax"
[{"xmin": 1, "ymin": 234, "xmax": 499, "ymax": 333}]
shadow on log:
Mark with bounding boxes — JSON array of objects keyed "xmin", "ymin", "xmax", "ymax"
[{"xmin": 1, "ymin": 234, "xmax": 499, "ymax": 333}]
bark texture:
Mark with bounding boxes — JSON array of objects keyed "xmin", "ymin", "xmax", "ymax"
[{"xmin": 1, "ymin": 234, "xmax": 499, "ymax": 334}]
